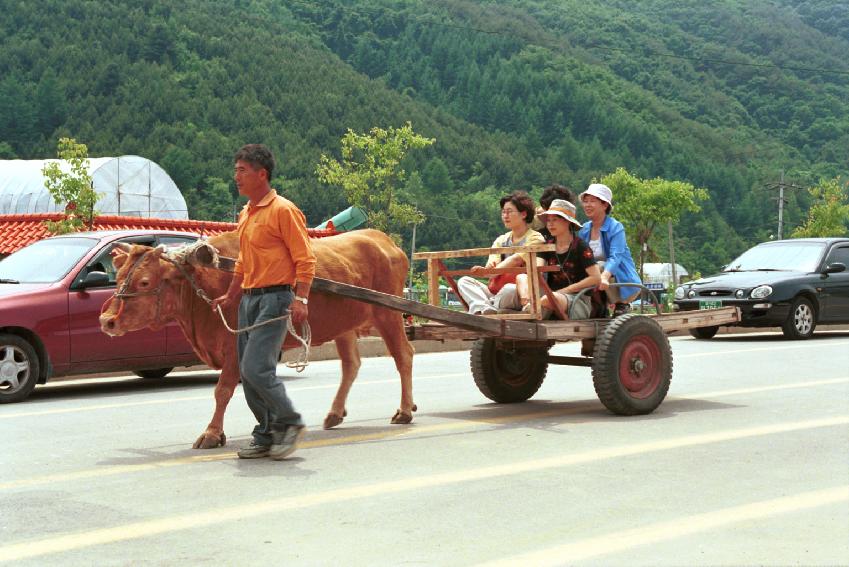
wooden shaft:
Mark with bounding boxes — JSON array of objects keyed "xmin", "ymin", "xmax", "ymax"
[
  {"xmin": 442, "ymin": 266, "xmax": 560, "ymax": 277},
  {"xmin": 413, "ymin": 244, "xmax": 554, "ymax": 260}
]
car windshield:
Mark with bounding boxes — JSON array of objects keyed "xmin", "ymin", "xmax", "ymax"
[
  {"xmin": 0, "ymin": 237, "xmax": 98, "ymax": 283},
  {"xmin": 724, "ymin": 241, "xmax": 825, "ymax": 273}
]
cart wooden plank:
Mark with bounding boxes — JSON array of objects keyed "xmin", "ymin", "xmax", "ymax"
[
  {"xmin": 653, "ymin": 307, "xmax": 741, "ymax": 332},
  {"xmin": 311, "ymin": 277, "xmax": 541, "ymax": 340},
  {"xmin": 406, "ymin": 322, "xmax": 483, "ymax": 341},
  {"xmin": 312, "ymin": 277, "xmax": 740, "ymax": 343},
  {"xmin": 510, "ymin": 307, "xmax": 739, "ymax": 340},
  {"xmin": 405, "ymin": 306, "xmax": 741, "ymax": 342}
]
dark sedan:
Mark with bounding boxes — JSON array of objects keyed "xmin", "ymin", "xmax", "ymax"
[
  {"xmin": 674, "ymin": 238, "xmax": 849, "ymax": 339},
  {"xmin": 0, "ymin": 230, "xmax": 203, "ymax": 403}
]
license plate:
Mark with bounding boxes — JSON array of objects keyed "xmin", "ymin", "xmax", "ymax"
[{"xmin": 699, "ymin": 300, "xmax": 723, "ymax": 310}]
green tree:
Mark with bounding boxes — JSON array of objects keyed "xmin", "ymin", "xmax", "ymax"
[
  {"xmin": 184, "ymin": 176, "xmax": 235, "ymax": 222},
  {"xmin": 0, "ymin": 141, "xmax": 15, "ymax": 159},
  {"xmin": 316, "ymin": 122, "xmax": 434, "ymax": 239},
  {"xmin": 41, "ymin": 137, "xmax": 99, "ymax": 234},
  {"xmin": 0, "ymin": 74, "xmax": 36, "ymax": 153},
  {"xmin": 35, "ymin": 70, "xmax": 66, "ymax": 136},
  {"xmin": 601, "ymin": 167, "xmax": 709, "ymax": 275},
  {"xmin": 422, "ymin": 157, "xmax": 453, "ymax": 194},
  {"xmin": 792, "ymin": 177, "xmax": 849, "ymax": 237}
]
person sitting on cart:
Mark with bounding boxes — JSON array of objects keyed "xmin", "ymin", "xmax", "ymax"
[
  {"xmin": 516, "ymin": 199, "xmax": 600, "ymax": 320},
  {"xmin": 457, "ymin": 190, "xmax": 544, "ymax": 315},
  {"xmin": 578, "ymin": 183, "xmax": 642, "ymax": 317},
  {"xmin": 532, "ymin": 183, "xmax": 576, "ymax": 240}
]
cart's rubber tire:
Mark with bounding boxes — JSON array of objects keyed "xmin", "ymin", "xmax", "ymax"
[
  {"xmin": 470, "ymin": 338, "xmax": 549, "ymax": 403},
  {"xmin": 0, "ymin": 333, "xmax": 40, "ymax": 404},
  {"xmin": 688, "ymin": 325, "xmax": 718, "ymax": 339},
  {"xmin": 781, "ymin": 296, "xmax": 816, "ymax": 340},
  {"xmin": 592, "ymin": 314, "xmax": 672, "ymax": 415},
  {"xmin": 133, "ymin": 368, "xmax": 173, "ymax": 379}
]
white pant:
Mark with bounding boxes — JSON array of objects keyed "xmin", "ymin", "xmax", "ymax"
[{"xmin": 457, "ymin": 277, "xmax": 520, "ymax": 314}]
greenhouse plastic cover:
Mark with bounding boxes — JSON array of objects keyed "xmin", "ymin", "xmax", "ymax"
[{"xmin": 0, "ymin": 155, "xmax": 188, "ymax": 219}]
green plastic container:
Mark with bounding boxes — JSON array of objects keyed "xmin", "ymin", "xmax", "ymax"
[{"xmin": 315, "ymin": 206, "xmax": 367, "ymax": 231}]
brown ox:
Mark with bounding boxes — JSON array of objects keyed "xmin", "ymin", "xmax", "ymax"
[{"xmin": 99, "ymin": 229, "xmax": 415, "ymax": 448}]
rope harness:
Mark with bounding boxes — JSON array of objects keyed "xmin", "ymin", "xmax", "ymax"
[{"xmin": 106, "ymin": 242, "xmax": 312, "ymax": 372}]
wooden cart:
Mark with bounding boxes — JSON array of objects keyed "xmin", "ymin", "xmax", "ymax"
[{"xmin": 312, "ymin": 243, "xmax": 740, "ymax": 416}]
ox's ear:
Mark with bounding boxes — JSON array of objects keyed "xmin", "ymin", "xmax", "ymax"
[
  {"xmin": 186, "ymin": 242, "xmax": 219, "ymax": 268},
  {"xmin": 111, "ymin": 243, "xmax": 133, "ymax": 269}
]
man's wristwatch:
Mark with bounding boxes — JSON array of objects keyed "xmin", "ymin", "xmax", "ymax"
[{"xmin": 294, "ymin": 296, "xmax": 309, "ymax": 305}]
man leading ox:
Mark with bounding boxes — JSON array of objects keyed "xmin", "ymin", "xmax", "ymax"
[{"xmin": 212, "ymin": 144, "xmax": 316, "ymax": 460}]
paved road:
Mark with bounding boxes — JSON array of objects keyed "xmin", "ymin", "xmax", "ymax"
[{"xmin": 2, "ymin": 331, "xmax": 848, "ymax": 566}]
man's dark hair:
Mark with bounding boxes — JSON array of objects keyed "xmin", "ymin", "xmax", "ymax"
[
  {"xmin": 540, "ymin": 184, "xmax": 575, "ymax": 210},
  {"xmin": 499, "ymin": 190, "xmax": 536, "ymax": 224},
  {"xmin": 234, "ymin": 144, "xmax": 275, "ymax": 180}
]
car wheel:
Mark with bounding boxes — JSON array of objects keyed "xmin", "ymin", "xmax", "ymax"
[
  {"xmin": 0, "ymin": 334, "xmax": 40, "ymax": 403},
  {"xmin": 688, "ymin": 325, "xmax": 719, "ymax": 340},
  {"xmin": 781, "ymin": 297, "xmax": 816, "ymax": 340},
  {"xmin": 133, "ymin": 368, "xmax": 173, "ymax": 379}
]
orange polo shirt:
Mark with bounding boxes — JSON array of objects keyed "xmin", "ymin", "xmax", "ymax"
[{"xmin": 233, "ymin": 190, "xmax": 317, "ymax": 290}]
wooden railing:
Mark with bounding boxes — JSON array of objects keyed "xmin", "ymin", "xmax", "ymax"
[{"xmin": 412, "ymin": 243, "xmax": 572, "ymax": 321}]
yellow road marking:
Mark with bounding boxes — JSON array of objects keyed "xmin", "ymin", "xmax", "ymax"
[
  {"xmin": 0, "ymin": 373, "xmax": 468, "ymax": 419},
  {"xmin": 6, "ymin": 337, "xmax": 848, "ymax": 420},
  {"xmin": 686, "ymin": 376, "xmax": 849, "ymax": 399},
  {"xmin": 475, "ymin": 485, "xmax": 849, "ymax": 567},
  {"xmin": 0, "ymin": 402, "xmax": 601, "ymax": 490},
  {"xmin": 677, "ymin": 339, "xmax": 849, "ymax": 358},
  {"xmin": 2, "ymin": 378, "xmax": 847, "ymax": 491},
  {"xmin": 0, "ymin": 416, "xmax": 846, "ymax": 563}
]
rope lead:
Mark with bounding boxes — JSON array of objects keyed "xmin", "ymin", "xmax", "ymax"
[{"xmin": 213, "ymin": 305, "xmax": 312, "ymax": 372}]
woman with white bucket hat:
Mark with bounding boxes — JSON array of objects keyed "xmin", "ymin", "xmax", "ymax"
[{"xmin": 578, "ymin": 183, "xmax": 642, "ymax": 316}]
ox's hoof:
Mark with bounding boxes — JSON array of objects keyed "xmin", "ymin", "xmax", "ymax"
[
  {"xmin": 193, "ymin": 432, "xmax": 226, "ymax": 449},
  {"xmin": 323, "ymin": 409, "xmax": 347, "ymax": 430},
  {"xmin": 390, "ymin": 404, "xmax": 417, "ymax": 425}
]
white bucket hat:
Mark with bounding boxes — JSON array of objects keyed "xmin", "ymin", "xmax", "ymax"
[
  {"xmin": 580, "ymin": 183, "xmax": 614, "ymax": 211},
  {"xmin": 539, "ymin": 199, "xmax": 583, "ymax": 228}
]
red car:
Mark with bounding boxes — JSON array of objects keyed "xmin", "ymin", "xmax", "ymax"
[{"xmin": 0, "ymin": 230, "xmax": 204, "ymax": 403}]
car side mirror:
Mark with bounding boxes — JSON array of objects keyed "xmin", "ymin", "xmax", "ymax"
[
  {"xmin": 823, "ymin": 262, "xmax": 846, "ymax": 274},
  {"xmin": 81, "ymin": 271, "xmax": 110, "ymax": 288}
]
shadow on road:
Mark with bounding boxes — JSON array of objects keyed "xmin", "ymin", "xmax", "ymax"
[{"xmin": 428, "ymin": 396, "xmax": 739, "ymax": 431}]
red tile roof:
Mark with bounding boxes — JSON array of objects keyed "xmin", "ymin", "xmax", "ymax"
[{"xmin": 0, "ymin": 213, "xmax": 337, "ymax": 255}]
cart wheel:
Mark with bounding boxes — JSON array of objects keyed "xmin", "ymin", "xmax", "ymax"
[
  {"xmin": 470, "ymin": 338, "xmax": 549, "ymax": 403},
  {"xmin": 688, "ymin": 325, "xmax": 718, "ymax": 340},
  {"xmin": 592, "ymin": 314, "xmax": 672, "ymax": 415}
]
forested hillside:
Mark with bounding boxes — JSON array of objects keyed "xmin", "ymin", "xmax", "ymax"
[{"xmin": 1, "ymin": 0, "xmax": 847, "ymax": 273}]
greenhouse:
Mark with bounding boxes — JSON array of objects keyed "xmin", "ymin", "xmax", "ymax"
[
  {"xmin": 0, "ymin": 155, "xmax": 188, "ymax": 219},
  {"xmin": 642, "ymin": 262, "xmax": 690, "ymax": 285}
]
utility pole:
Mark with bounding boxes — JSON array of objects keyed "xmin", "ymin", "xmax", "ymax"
[
  {"xmin": 765, "ymin": 170, "xmax": 804, "ymax": 239},
  {"xmin": 667, "ymin": 221, "xmax": 677, "ymax": 285}
]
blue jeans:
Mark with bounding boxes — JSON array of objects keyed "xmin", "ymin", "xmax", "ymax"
[{"xmin": 237, "ymin": 289, "xmax": 303, "ymax": 445}]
